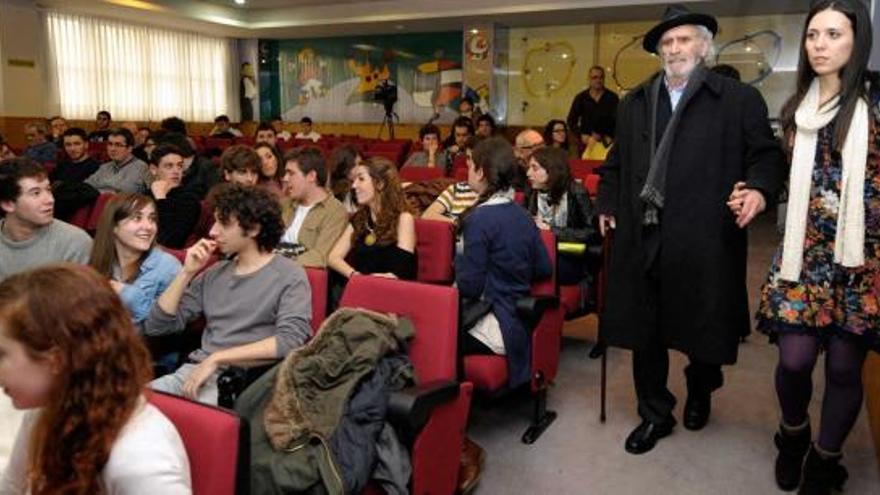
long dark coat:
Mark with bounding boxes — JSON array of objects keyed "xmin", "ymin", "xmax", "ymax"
[{"xmin": 596, "ymin": 70, "xmax": 786, "ymax": 364}]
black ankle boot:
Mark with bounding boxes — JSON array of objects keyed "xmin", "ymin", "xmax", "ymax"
[
  {"xmin": 773, "ymin": 422, "xmax": 811, "ymax": 491},
  {"xmin": 798, "ymin": 445, "xmax": 848, "ymax": 495}
]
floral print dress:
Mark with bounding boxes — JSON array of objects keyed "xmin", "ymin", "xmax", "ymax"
[{"xmin": 757, "ymin": 114, "xmax": 880, "ymax": 352}]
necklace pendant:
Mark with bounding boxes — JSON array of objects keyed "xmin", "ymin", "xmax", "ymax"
[{"xmin": 365, "ymin": 232, "xmax": 377, "ymax": 246}]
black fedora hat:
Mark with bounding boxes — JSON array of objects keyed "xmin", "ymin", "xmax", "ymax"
[{"xmin": 642, "ymin": 4, "xmax": 718, "ymax": 54}]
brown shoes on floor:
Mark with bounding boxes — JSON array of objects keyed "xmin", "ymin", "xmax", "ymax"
[{"xmin": 457, "ymin": 436, "xmax": 486, "ymax": 494}]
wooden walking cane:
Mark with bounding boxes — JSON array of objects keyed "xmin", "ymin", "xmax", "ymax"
[{"xmin": 598, "ymin": 228, "xmax": 613, "ymax": 423}]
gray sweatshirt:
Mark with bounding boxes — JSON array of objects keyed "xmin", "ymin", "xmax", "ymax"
[
  {"xmin": 144, "ymin": 255, "xmax": 312, "ymax": 361},
  {"xmin": 0, "ymin": 219, "xmax": 92, "ymax": 280}
]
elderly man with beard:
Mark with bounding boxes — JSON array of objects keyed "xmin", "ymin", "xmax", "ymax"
[{"xmin": 596, "ymin": 4, "xmax": 785, "ymax": 454}]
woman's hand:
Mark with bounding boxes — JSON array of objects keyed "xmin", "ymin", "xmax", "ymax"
[
  {"xmin": 727, "ymin": 181, "xmax": 766, "ymax": 228},
  {"xmin": 534, "ymin": 217, "xmax": 551, "ymax": 230}
]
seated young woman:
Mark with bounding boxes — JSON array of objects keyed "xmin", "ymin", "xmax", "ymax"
[
  {"xmin": 456, "ymin": 136, "xmax": 552, "ymax": 384},
  {"xmin": 327, "ymin": 144, "xmax": 362, "ymax": 213},
  {"xmin": 0, "ymin": 264, "xmax": 191, "ymax": 494},
  {"xmin": 254, "ymin": 142, "xmax": 284, "ymax": 199},
  {"xmin": 543, "ymin": 119, "xmax": 579, "ymax": 159},
  {"xmin": 524, "ymin": 146, "xmax": 598, "ymax": 285},
  {"xmin": 422, "ymin": 136, "xmax": 479, "ymax": 225},
  {"xmin": 328, "ymin": 156, "xmax": 416, "ymax": 282},
  {"xmin": 89, "ymin": 192, "xmax": 182, "ymax": 329}
]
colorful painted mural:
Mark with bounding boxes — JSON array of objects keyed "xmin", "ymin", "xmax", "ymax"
[{"xmin": 260, "ymin": 32, "xmax": 464, "ymax": 124}]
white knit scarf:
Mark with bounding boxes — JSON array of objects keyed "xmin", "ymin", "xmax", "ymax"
[{"xmin": 780, "ymin": 79, "xmax": 868, "ymax": 281}]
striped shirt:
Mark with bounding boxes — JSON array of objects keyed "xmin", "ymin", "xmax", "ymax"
[{"xmin": 435, "ymin": 182, "xmax": 479, "ymax": 221}]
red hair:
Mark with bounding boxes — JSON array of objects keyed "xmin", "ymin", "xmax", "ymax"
[{"xmin": 0, "ymin": 264, "xmax": 153, "ymax": 494}]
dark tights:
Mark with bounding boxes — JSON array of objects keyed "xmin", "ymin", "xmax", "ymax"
[{"xmin": 775, "ymin": 333, "xmax": 867, "ymax": 452}]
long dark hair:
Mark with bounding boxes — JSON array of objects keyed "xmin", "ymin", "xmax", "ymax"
[
  {"xmin": 328, "ymin": 144, "xmax": 360, "ymax": 201},
  {"xmin": 350, "ymin": 157, "xmax": 411, "ymax": 245},
  {"xmin": 89, "ymin": 193, "xmax": 156, "ymax": 283},
  {"xmin": 780, "ymin": 0, "xmax": 873, "ymax": 151},
  {"xmin": 254, "ymin": 142, "xmax": 283, "ymax": 183},
  {"xmin": 543, "ymin": 119, "xmax": 572, "ymax": 153},
  {"xmin": 531, "ymin": 146, "xmax": 572, "ymax": 206}
]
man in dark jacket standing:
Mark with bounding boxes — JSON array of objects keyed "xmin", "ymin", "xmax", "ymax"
[{"xmin": 596, "ymin": 4, "xmax": 785, "ymax": 455}]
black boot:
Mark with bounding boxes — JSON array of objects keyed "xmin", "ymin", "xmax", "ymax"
[
  {"xmin": 798, "ymin": 445, "xmax": 848, "ymax": 495},
  {"xmin": 774, "ymin": 421, "xmax": 811, "ymax": 491}
]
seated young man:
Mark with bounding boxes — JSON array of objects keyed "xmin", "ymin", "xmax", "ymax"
[
  {"xmin": 277, "ymin": 147, "xmax": 347, "ymax": 268},
  {"xmin": 270, "ymin": 116, "xmax": 292, "ymax": 142},
  {"xmin": 294, "ymin": 116, "xmax": 321, "ymax": 142},
  {"xmin": 254, "ymin": 122, "xmax": 278, "ymax": 148},
  {"xmin": 403, "ymin": 124, "xmax": 448, "ymax": 170},
  {"xmin": 85, "ymin": 128, "xmax": 149, "ymax": 194},
  {"xmin": 221, "ymin": 145, "xmax": 260, "ymax": 186},
  {"xmin": 210, "ymin": 114, "xmax": 243, "ymax": 138},
  {"xmin": 155, "ymin": 131, "xmax": 220, "ymax": 199},
  {"xmin": 50, "ymin": 127, "xmax": 100, "ymax": 184},
  {"xmin": 144, "ymin": 184, "xmax": 312, "ymax": 404},
  {"xmin": 147, "ymin": 144, "xmax": 201, "ymax": 249},
  {"xmin": 22, "ymin": 121, "xmax": 57, "ymax": 166},
  {"xmin": 0, "ymin": 157, "xmax": 92, "ymax": 280}
]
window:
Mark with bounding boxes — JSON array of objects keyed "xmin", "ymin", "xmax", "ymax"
[{"xmin": 45, "ymin": 11, "xmax": 236, "ymax": 122}]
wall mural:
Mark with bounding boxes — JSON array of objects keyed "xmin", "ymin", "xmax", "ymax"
[{"xmin": 260, "ymin": 32, "xmax": 465, "ymax": 124}]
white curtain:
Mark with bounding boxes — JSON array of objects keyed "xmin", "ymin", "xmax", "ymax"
[{"xmin": 44, "ymin": 11, "xmax": 238, "ymax": 122}]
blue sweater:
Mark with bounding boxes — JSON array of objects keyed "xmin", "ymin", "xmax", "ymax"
[{"xmin": 456, "ymin": 201, "xmax": 552, "ymax": 387}]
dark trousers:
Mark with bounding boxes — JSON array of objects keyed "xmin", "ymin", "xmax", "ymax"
[
  {"xmin": 633, "ymin": 340, "xmax": 723, "ymax": 424},
  {"xmin": 634, "ymin": 230, "xmax": 724, "ymax": 424}
]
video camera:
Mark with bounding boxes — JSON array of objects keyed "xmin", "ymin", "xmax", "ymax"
[{"xmin": 373, "ymin": 79, "xmax": 398, "ymax": 114}]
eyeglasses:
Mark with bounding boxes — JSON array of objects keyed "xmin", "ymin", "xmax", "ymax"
[{"xmin": 107, "ymin": 141, "xmax": 128, "ymax": 148}]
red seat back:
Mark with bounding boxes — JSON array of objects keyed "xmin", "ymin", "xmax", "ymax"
[
  {"xmin": 584, "ymin": 174, "xmax": 600, "ymax": 197},
  {"xmin": 68, "ymin": 202, "xmax": 93, "ymax": 230},
  {"xmin": 414, "ymin": 219, "xmax": 455, "ymax": 284},
  {"xmin": 185, "ymin": 200, "xmax": 215, "ymax": 247},
  {"xmin": 147, "ymin": 390, "xmax": 248, "ymax": 495},
  {"xmin": 400, "ymin": 166, "xmax": 444, "ymax": 183},
  {"xmin": 304, "ymin": 267, "xmax": 328, "ymax": 333},
  {"xmin": 339, "ymin": 276, "xmax": 458, "ymax": 383},
  {"xmin": 204, "ymin": 137, "xmax": 233, "ymax": 151},
  {"xmin": 86, "ymin": 192, "xmax": 116, "ymax": 232},
  {"xmin": 535, "ymin": 230, "xmax": 557, "ymax": 297},
  {"xmin": 89, "ymin": 142, "xmax": 108, "ymax": 162},
  {"xmin": 568, "ymin": 159, "xmax": 603, "ymax": 177}
]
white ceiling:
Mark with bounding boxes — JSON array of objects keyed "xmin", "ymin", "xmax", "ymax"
[{"xmin": 37, "ymin": 0, "xmax": 810, "ymax": 39}]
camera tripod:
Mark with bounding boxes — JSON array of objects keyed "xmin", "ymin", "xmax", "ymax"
[{"xmin": 378, "ymin": 108, "xmax": 398, "ymax": 140}]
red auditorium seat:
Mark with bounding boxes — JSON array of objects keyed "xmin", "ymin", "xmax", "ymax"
[
  {"xmin": 147, "ymin": 390, "xmax": 249, "ymax": 495},
  {"xmin": 204, "ymin": 137, "xmax": 233, "ymax": 152},
  {"xmin": 568, "ymin": 158, "xmax": 603, "ymax": 178},
  {"xmin": 304, "ymin": 267, "xmax": 328, "ymax": 333},
  {"xmin": 399, "ymin": 166, "xmax": 444, "ymax": 182},
  {"xmin": 584, "ymin": 173, "xmax": 600, "ymax": 197},
  {"xmin": 86, "ymin": 192, "xmax": 116, "ymax": 233},
  {"xmin": 451, "ymin": 153, "xmax": 468, "ymax": 179},
  {"xmin": 339, "ymin": 277, "xmax": 473, "ymax": 495},
  {"xmin": 462, "ymin": 229, "xmax": 564, "ymax": 443},
  {"xmin": 414, "ymin": 218, "xmax": 455, "ymax": 285},
  {"xmin": 184, "ymin": 200, "xmax": 215, "ymax": 247},
  {"xmin": 88, "ymin": 142, "xmax": 108, "ymax": 162},
  {"xmin": 68, "ymin": 201, "xmax": 94, "ymax": 230},
  {"xmin": 234, "ymin": 136, "xmax": 254, "ymax": 146}
]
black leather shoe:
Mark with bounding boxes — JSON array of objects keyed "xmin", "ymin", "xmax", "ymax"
[
  {"xmin": 624, "ymin": 418, "xmax": 675, "ymax": 455},
  {"xmin": 683, "ymin": 392, "xmax": 711, "ymax": 431}
]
